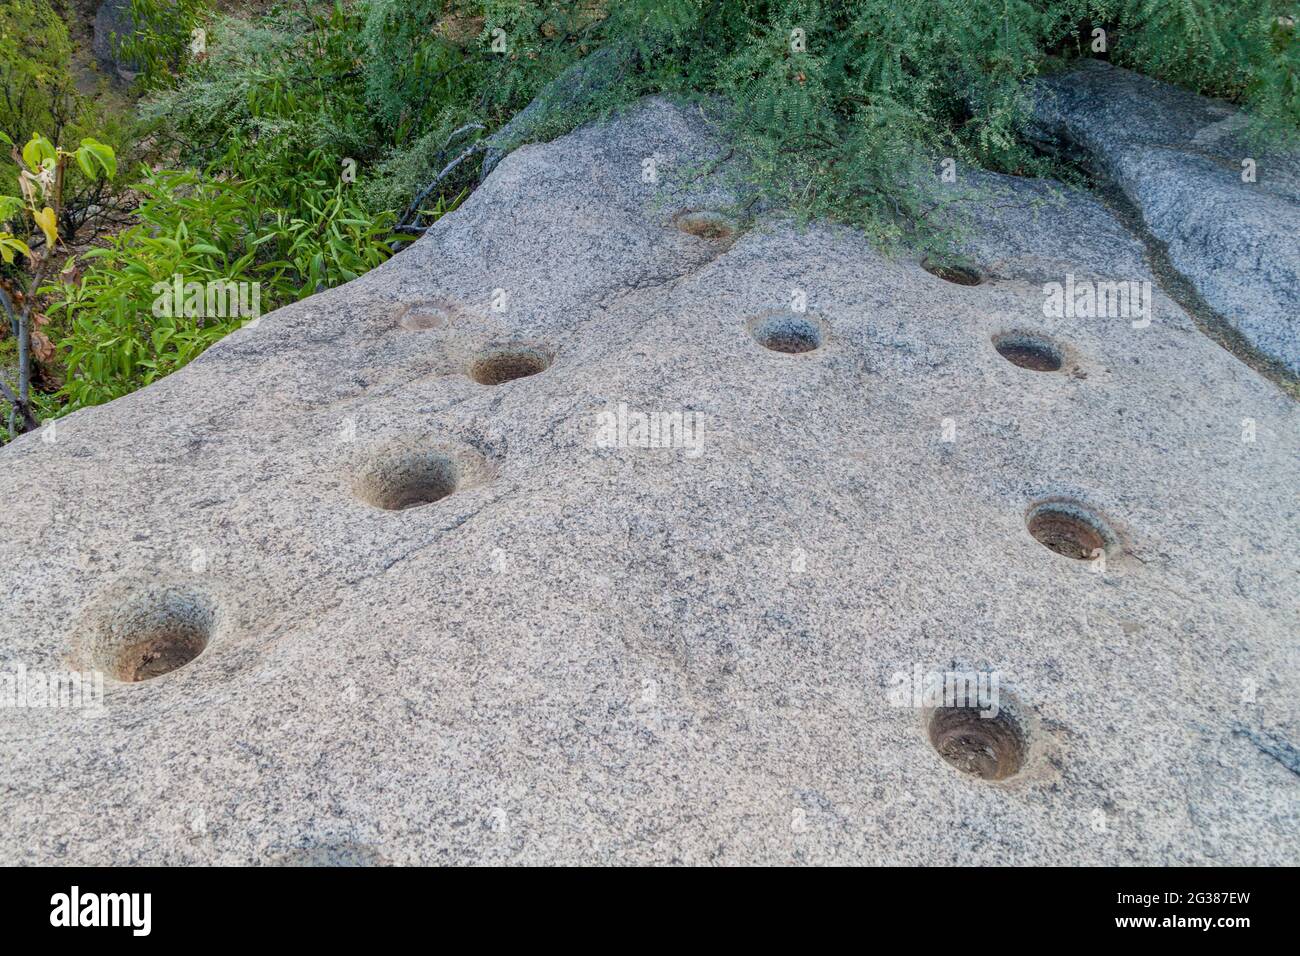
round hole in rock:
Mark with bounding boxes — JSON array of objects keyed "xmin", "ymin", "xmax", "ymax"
[
  {"xmin": 85, "ymin": 589, "xmax": 215, "ymax": 683},
  {"xmin": 751, "ymin": 314, "xmax": 822, "ymax": 354},
  {"xmin": 398, "ymin": 303, "xmax": 451, "ymax": 331},
  {"xmin": 117, "ymin": 628, "xmax": 209, "ymax": 683},
  {"xmin": 470, "ymin": 345, "xmax": 552, "ymax": 386},
  {"xmin": 1026, "ymin": 501, "xmax": 1115, "ymax": 561},
  {"xmin": 922, "ymin": 259, "xmax": 983, "ymax": 286},
  {"xmin": 353, "ymin": 448, "xmax": 460, "ymax": 511},
  {"xmin": 674, "ymin": 210, "xmax": 735, "ymax": 240},
  {"xmin": 928, "ymin": 706, "xmax": 1027, "ymax": 781},
  {"xmin": 993, "ymin": 332, "xmax": 1063, "ymax": 371}
]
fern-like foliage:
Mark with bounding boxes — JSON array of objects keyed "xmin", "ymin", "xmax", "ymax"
[{"xmin": 147, "ymin": 0, "xmax": 1300, "ymax": 249}]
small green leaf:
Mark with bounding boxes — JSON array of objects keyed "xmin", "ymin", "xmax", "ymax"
[
  {"xmin": 22, "ymin": 134, "xmax": 56, "ymax": 172},
  {"xmin": 0, "ymin": 234, "xmax": 33, "ymax": 264},
  {"xmin": 77, "ymin": 139, "xmax": 117, "ymax": 180}
]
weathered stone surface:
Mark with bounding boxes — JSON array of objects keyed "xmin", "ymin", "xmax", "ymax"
[
  {"xmin": 91, "ymin": 0, "xmax": 138, "ymax": 79},
  {"xmin": 1032, "ymin": 59, "xmax": 1300, "ymax": 375},
  {"xmin": 1, "ymin": 97, "xmax": 1296, "ymax": 864},
  {"xmin": 480, "ymin": 44, "xmax": 633, "ymax": 181}
]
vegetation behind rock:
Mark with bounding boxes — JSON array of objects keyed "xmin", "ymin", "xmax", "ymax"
[{"xmin": 2, "ymin": 0, "xmax": 1297, "ymax": 438}]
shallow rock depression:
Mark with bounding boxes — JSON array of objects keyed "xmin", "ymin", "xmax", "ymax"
[{"xmin": 0, "ymin": 96, "xmax": 1296, "ymax": 865}]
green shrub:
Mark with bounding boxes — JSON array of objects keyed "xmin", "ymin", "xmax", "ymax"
[
  {"xmin": 143, "ymin": 4, "xmax": 378, "ymax": 164},
  {"xmin": 361, "ymin": 1, "xmax": 611, "ymax": 138},
  {"xmin": 0, "ymin": 0, "xmax": 76, "ymax": 146},
  {"xmin": 1080, "ymin": 1, "xmax": 1300, "ymax": 138},
  {"xmin": 47, "ymin": 159, "xmax": 395, "ymax": 411},
  {"xmin": 17, "ymin": 3, "xmax": 409, "ymax": 419},
  {"xmin": 0, "ymin": 0, "xmax": 146, "ymax": 254},
  {"xmin": 149, "ymin": 1, "xmax": 1299, "ymax": 258},
  {"xmin": 1, "ymin": 132, "xmax": 118, "ymax": 438},
  {"xmin": 351, "ymin": 1, "xmax": 1298, "ymax": 252},
  {"xmin": 113, "ymin": 0, "xmax": 211, "ymax": 91}
]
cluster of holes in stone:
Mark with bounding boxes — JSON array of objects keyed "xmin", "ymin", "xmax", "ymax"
[
  {"xmin": 470, "ymin": 345, "xmax": 552, "ymax": 385},
  {"xmin": 354, "ymin": 450, "xmax": 460, "ymax": 511},
  {"xmin": 1026, "ymin": 501, "xmax": 1114, "ymax": 561},
  {"xmin": 928, "ymin": 706, "xmax": 1028, "ymax": 781},
  {"xmin": 922, "ymin": 259, "xmax": 983, "ymax": 286},
  {"xmin": 993, "ymin": 332, "xmax": 1063, "ymax": 372},
  {"xmin": 90, "ymin": 243, "xmax": 1106, "ymax": 695},
  {"xmin": 751, "ymin": 314, "xmax": 822, "ymax": 354}
]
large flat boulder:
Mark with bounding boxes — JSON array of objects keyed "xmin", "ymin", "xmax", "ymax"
[
  {"xmin": 0, "ymin": 97, "xmax": 1296, "ymax": 864},
  {"xmin": 1032, "ymin": 59, "xmax": 1300, "ymax": 375}
]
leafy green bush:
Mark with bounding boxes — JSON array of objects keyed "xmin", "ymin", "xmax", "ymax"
[
  {"xmin": 35, "ymin": 3, "xmax": 400, "ymax": 415},
  {"xmin": 353, "ymin": 1, "xmax": 1299, "ymax": 251},
  {"xmin": 361, "ymin": 1, "xmax": 584, "ymax": 124},
  {"xmin": 0, "ymin": 0, "xmax": 147, "ymax": 257},
  {"xmin": 1080, "ymin": 1, "xmax": 1300, "ymax": 137},
  {"xmin": 113, "ymin": 0, "xmax": 211, "ymax": 91},
  {"xmin": 144, "ymin": 1, "xmax": 1300, "ymax": 258},
  {"xmin": 48, "ymin": 159, "xmax": 394, "ymax": 411},
  {"xmin": 1, "ymin": 132, "xmax": 117, "ymax": 437},
  {"xmin": 144, "ymin": 4, "xmax": 379, "ymax": 163},
  {"xmin": 0, "ymin": 0, "xmax": 77, "ymax": 146}
]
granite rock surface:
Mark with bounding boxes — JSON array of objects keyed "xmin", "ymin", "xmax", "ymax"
[
  {"xmin": 1, "ymin": 96, "xmax": 1296, "ymax": 865},
  {"xmin": 1032, "ymin": 60, "xmax": 1300, "ymax": 375}
]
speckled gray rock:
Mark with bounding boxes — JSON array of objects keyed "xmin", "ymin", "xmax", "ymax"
[
  {"xmin": 1032, "ymin": 59, "xmax": 1300, "ymax": 375},
  {"xmin": 1, "ymin": 97, "xmax": 1296, "ymax": 865},
  {"xmin": 92, "ymin": 0, "xmax": 139, "ymax": 80},
  {"xmin": 480, "ymin": 44, "xmax": 633, "ymax": 181}
]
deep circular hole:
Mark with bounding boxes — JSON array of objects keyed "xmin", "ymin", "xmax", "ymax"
[
  {"xmin": 354, "ymin": 450, "xmax": 459, "ymax": 511},
  {"xmin": 751, "ymin": 314, "xmax": 822, "ymax": 354},
  {"xmin": 1026, "ymin": 502, "xmax": 1113, "ymax": 560},
  {"xmin": 84, "ymin": 589, "xmax": 215, "ymax": 683},
  {"xmin": 928, "ymin": 706, "xmax": 1027, "ymax": 781},
  {"xmin": 118, "ymin": 628, "xmax": 209, "ymax": 682},
  {"xmin": 470, "ymin": 346, "xmax": 551, "ymax": 385},
  {"xmin": 674, "ymin": 210, "xmax": 734, "ymax": 240},
  {"xmin": 922, "ymin": 259, "xmax": 983, "ymax": 286},
  {"xmin": 993, "ymin": 333, "xmax": 1063, "ymax": 371}
]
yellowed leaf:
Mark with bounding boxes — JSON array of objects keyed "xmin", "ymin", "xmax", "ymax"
[{"xmin": 33, "ymin": 206, "xmax": 57, "ymax": 247}]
